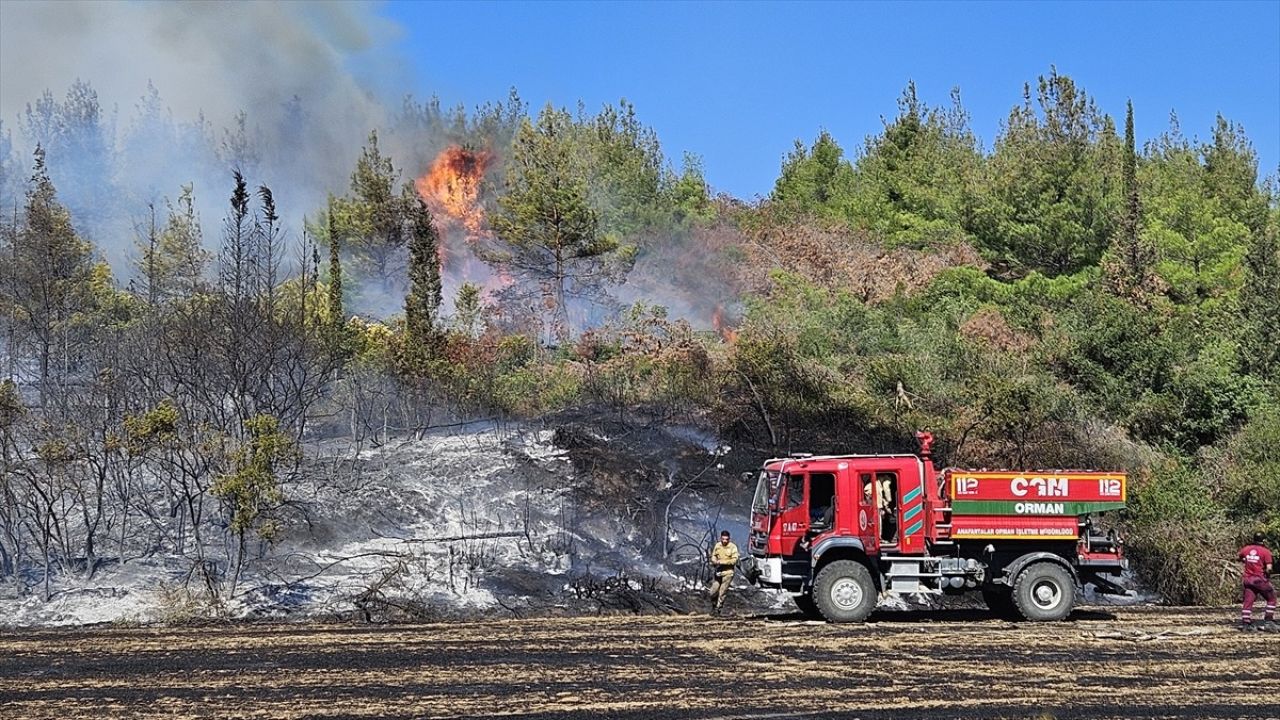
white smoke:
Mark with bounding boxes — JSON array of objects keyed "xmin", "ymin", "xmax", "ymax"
[
  {"xmin": 0, "ymin": 0, "xmax": 402, "ymax": 271},
  {"xmin": 0, "ymin": 1, "xmax": 393, "ymax": 139}
]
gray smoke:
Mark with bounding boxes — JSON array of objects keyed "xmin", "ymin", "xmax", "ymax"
[
  {"xmin": 0, "ymin": 1, "xmax": 739, "ymax": 331},
  {"xmin": 0, "ymin": 0, "xmax": 397, "ymax": 270},
  {"xmin": 0, "ymin": 1, "xmax": 390, "ymax": 137}
]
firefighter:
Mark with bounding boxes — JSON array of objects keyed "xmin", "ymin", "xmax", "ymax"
[
  {"xmin": 1238, "ymin": 533, "xmax": 1276, "ymax": 631},
  {"xmin": 707, "ymin": 530, "xmax": 739, "ymax": 614},
  {"xmin": 878, "ymin": 474, "xmax": 898, "ymax": 543}
]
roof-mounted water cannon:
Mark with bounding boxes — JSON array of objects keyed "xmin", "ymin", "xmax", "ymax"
[{"xmin": 914, "ymin": 431, "xmax": 934, "ymax": 459}]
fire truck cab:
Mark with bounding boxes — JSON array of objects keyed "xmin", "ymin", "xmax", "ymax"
[{"xmin": 744, "ymin": 432, "xmax": 1127, "ymax": 622}]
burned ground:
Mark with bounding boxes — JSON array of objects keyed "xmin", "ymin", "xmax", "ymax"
[{"xmin": 1, "ymin": 605, "xmax": 1276, "ymax": 720}]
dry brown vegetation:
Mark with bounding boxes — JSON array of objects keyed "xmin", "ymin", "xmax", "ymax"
[{"xmin": 2, "ymin": 606, "xmax": 1276, "ymax": 719}]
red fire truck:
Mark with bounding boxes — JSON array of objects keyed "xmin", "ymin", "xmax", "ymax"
[{"xmin": 744, "ymin": 432, "xmax": 1127, "ymax": 622}]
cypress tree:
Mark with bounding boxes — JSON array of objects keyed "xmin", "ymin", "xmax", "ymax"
[
  {"xmin": 404, "ymin": 194, "xmax": 442, "ymax": 351},
  {"xmin": 1105, "ymin": 100, "xmax": 1157, "ymax": 301},
  {"xmin": 1121, "ymin": 100, "xmax": 1141, "ymax": 251},
  {"xmin": 326, "ymin": 196, "xmax": 343, "ymax": 335}
]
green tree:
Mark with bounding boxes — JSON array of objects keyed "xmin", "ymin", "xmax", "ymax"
[
  {"xmin": 771, "ymin": 129, "xmax": 857, "ymax": 223},
  {"xmin": 489, "ymin": 106, "xmax": 628, "ymax": 340},
  {"xmin": 1141, "ymin": 121, "xmax": 1250, "ymax": 306},
  {"xmin": 137, "ymin": 185, "xmax": 209, "ymax": 304},
  {"xmin": 1103, "ymin": 100, "xmax": 1159, "ymax": 301},
  {"xmin": 212, "ymin": 414, "xmax": 293, "ymax": 595},
  {"xmin": 404, "ymin": 193, "xmax": 443, "ymax": 352},
  {"xmin": 1202, "ymin": 115, "xmax": 1268, "ymax": 235},
  {"xmin": 580, "ymin": 100, "xmax": 668, "ymax": 234},
  {"xmin": 671, "ymin": 152, "xmax": 714, "ymax": 225},
  {"xmin": 1216, "ymin": 406, "xmax": 1280, "ymax": 537},
  {"xmin": 848, "ymin": 83, "xmax": 982, "ymax": 248},
  {"xmin": 325, "ymin": 196, "xmax": 345, "ymax": 338},
  {"xmin": 1240, "ymin": 203, "xmax": 1280, "ymax": 381},
  {"xmin": 976, "ymin": 69, "xmax": 1121, "ymax": 277},
  {"xmin": 5, "ymin": 147, "xmax": 97, "ymax": 404},
  {"xmin": 452, "ymin": 282, "xmax": 483, "ymax": 337},
  {"xmin": 334, "ymin": 130, "xmax": 407, "ymax": 287}
]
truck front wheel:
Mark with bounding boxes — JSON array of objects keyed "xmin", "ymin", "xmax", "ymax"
[
  {"xmin": 1012, "ymin": 562, "xmax": 1075, "ymax": 622},
  {"xmin": 813, "ymin": 560, "xmax": 877, "ymax": 623}
]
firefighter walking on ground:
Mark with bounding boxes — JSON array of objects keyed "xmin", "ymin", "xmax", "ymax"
[
  {"xmin": 707, "ymin": 530, "xmax": 739, "ymax": 614},
  {"xmin": 1238, "ymin": 533, "xmax": 1276, "ymax": 631}
]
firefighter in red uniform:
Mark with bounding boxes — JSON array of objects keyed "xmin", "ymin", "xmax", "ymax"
[{"xmin": 1238, "ymin": 533, "xmax": 1275, "ymax": 631}]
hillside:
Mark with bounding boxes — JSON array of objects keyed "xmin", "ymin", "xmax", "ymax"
[{"xmin": 1, "ymin": 67, "xmax": 1277, "ymax": 618}]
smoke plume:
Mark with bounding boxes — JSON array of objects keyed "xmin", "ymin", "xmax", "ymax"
[{"xmin": 0, "ymin": 1, "xmax": 398, "ymax": 267}]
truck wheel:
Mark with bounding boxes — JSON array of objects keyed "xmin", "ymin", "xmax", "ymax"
[
  {"xmin": 793, "ymin": 593, "xmax": 822, "ymax": 619},
  {"xmin": 813, "ymin": 560, "xmax": 877, "ymax": 623},
  {"xmin": 982, "ymin": 587, "xmax": 1018, "ymax": 619},
  {"xmin": 1012, "ymin": 563, "xmax": 1075, "ymax": 622}
]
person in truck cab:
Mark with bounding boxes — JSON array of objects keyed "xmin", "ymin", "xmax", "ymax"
[
  {"xmin": 707, "ymin": 530, "xmax": 739, "ymax": 614},
  {"xmin": 1238, "ymin": 533, "xmax": 1276, "ymax": 631},
  {"xmin": 810, "ymin": 497, "xmax": 834, "ymax": 530},
  {"xmin": 878, "ymin": 472, "xmax": 898, "ymax": 544}
]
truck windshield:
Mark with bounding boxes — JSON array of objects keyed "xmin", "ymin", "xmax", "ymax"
[{"xmin": 751, "ymin": 470, "xmax": 780, "ymax": 514}]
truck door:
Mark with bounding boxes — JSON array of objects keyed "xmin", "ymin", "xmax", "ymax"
[
  {"xmin": 857, "ymin": 472, "xmax": 881, "ymax": 554},
  {"xmin": 865, "ymin": 458, "xmax": 928, "ymax": 554},
  {"xmin": 807, "ymin": 472, "xmax": 836, "ymax": 533},
  {"xmin": 778, "ymin": 472, "xmax": 809, "ymax": 556},
  {"xmin": 857, "ymin": 467, "xmax": 908, "ymax": 550}
]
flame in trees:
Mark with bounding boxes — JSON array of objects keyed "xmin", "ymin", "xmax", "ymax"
[
  {"xmin": 712, "ymin": 305, "xmax": 738, "ymax": 344},
  {"xmin": 415, "ymin": 145, "xmax": 492, "ymax": 239}
]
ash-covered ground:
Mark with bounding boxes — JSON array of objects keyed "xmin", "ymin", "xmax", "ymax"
[
  {"xmin": 0, "ymin": 414, "xmax": 774, "ymax": 627},
  {"xmin": 2, "ymin": 606, "xmax": 1274, "ymax": 720}
]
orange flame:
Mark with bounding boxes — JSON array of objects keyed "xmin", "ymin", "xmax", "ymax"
[
  {"xmin": 416, "ymin": 146, "xmax": 492, "ymax": 239},
  {"xmin": 712, "ymin": 305, "xmax": 738, "ymax": 344}
]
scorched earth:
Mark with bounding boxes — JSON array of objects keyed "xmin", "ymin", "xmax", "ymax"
[{"xmin": 2, "ymin": 605, "xmax": 1276, "ymax": 720}]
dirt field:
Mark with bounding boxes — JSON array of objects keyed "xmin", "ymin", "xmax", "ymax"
[{"xmin": 2, "ymin": 606, "xmax": 1277, "ymax": 720}]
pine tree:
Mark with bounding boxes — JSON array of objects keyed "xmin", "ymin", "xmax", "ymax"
[
  {"xmin": 256, "ymin": 185, "xmax": 281, "ymax": 313},
  {"xmin": 771, "ymin": 129, "xmax": 857, "ymax": 222},
  {"xmin": 137, "ymin": 185, "xmax": 208, "ymax": 304},
  {"xmin": 489, "ymin": 106, "xmax": 623, "ymax": 341},
  {"xmin": 453, "ymin": 282, "xmax": 483, "ymax": 337},
  {"xmin": 978, "ymin": 69, "xmax": 1120, "ymax": 276},
  {"xmin": 849, "ymin": 83, "xmax": 981, "ymax": 247},
  {"xmin": 219, "ymin": 171, "xmax": 253, "ymax": 302},
  {"xmin": 11, "ymin": 146, "xmax": 95, "ymax": 404},
  {"xmin": 1241, "ymin": 208, "xmax": 1280, "ymax": 381},
  {"xmin": 337, "ymin": 130, "xmax": 405, "ymax": 287}
]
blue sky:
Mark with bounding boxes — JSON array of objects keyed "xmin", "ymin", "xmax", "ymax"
[{"xmin": 379, "ymin": 1, "xmax": 1279, "ymax": 199}]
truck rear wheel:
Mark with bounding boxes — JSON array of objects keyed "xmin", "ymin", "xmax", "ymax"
[
  {"xmin": 1012, "ymin": 562, "xmax": 1075, "ymax": 622},
  {"xmin": 813, "ymin": 560, "xmax": 876, "ymax": 623}
]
